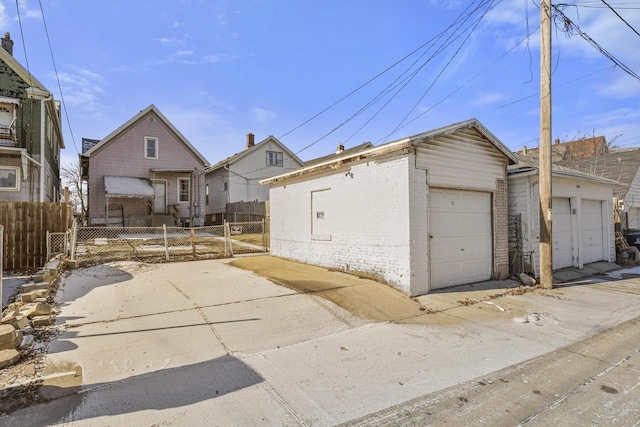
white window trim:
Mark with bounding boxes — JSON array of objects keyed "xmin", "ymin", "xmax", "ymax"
[
  {"xmin": 178, "ymin": 177, "xmax": 190, "ymax": 203},
  {"xmin": 0, "ymin": 166, "xmax": 20, "ymax": 191},
  {"xmin": 266, "ymin": 151, "xmax": 284, "ymax": 167},
  {"xmin": 144, "ymin": 136, "xmax": 159, "ymax": 159}
]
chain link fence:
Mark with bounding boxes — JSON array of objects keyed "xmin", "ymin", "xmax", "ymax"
[
  {"xmin": 68, "ymin": 220, "xmax": 268, "ymax": 266},
  {"xmin": 47, "ymin": 231, "xmax": 70, "ymax": 260}
]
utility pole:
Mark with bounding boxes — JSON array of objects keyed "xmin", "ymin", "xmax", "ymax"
[{"xmin": 539, "ymin": 0, "xmax": 553, "ymax": 289}]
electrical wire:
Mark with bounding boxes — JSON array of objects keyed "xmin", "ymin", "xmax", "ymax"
[
  {"xmin": 600, "ymin": 0, "xmax": 640, "ymax": 37},
  {"xmin": 294, "ymin": 0, "xmax": 499, "ymax": 155},
  {"xmin": 14, "ymin": 0, "xmax": 33, "ymax": 88},
  {"xmin": 38, "ymin": 0, "xmax": 80, "ymax": 155},
  {"xmin": 553, "ymin": 4, "xmax": 640, "ymax": 81}
]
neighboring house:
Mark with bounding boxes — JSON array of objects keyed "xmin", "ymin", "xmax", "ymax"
[
  {"xmin": 0, "ymin": 33, "xmax": 64, "ymax": 202},
  {"xmin": 508, "ymin": 155, "xmax": 616, "ymax": 277},
  {"xmin": 204, "ymin": 133, "xmax": 304, "ymax": 224},
  {"xmin": 554, "ymin": 148, "xmax": 640, "ymax": 232},
  {"xmin": 80, "ymin": 104, "xmax": 209, "ymax": 227},
  {"xmin": 519, "ymin": 136, "xmax": 609, "ymax": 162},
  {"xmin": 304, "ymin": 142, "xmax": 373, "ymax": 167},
  {"xmin": 261, "ymin": 119, "xmax": 517, "ymax": 296}
]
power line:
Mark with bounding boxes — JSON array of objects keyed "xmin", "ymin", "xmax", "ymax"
[
  {"xmin": 600, "ymin": 0, "xmax": 640, "ymax": 37},
  {"xmin": 383, "ymin": 0, "xmax": 502, "ymax": 142},
  {"xmin": 553, "ymin": 4, "xmax": 640, "ymax": 81},
  {"xmin": 38, "ymin": 0, "xmax": 79, "ymax": 156},
  {"xmin": 294, "ymin": 0, "xmax": 499, "ymax": 155},
  {"xmin": 14, "ymin": 0, "xmax": 33, "ymax": 88}
]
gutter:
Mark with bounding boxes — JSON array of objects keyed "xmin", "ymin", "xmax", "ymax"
[{"xmin": 40, "ymin": 95, "xmax": 52, "ymax": 202}]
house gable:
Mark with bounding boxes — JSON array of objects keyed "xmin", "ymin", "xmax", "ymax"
[{"xmin": 83, "ymin": 104, "xmax": 208, "ymax": 166}]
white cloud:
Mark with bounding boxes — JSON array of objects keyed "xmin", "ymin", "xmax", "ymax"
[
  {"xmin": 175, "ymin": 50, "xmax": 194, "ymax": 57},
  {"xmin": 17, "ymin": 0, "xmax": 40, "ymax": 19},
  {"xmin": 251, "ymin": 108, "xmax": 276, "ymax": 124},
  {"xmin": 53, "ymin": 69, "xmax": 104, "ymax": 107},
  {"xmin": 0, "ymin": 3, "xmax": 7, "ymax": 28},
  {"xmin": 471, "ymin": 91, "xmax": 508, "ymax": 107}
]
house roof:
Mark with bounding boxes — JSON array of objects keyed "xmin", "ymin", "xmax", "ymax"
[
  {"xmin": 260, "ymin": 118, "xmax": 517, "ymax": 186},
  {"xmin": 0, "ymin": 44, "xmax": 65, "ymax": 149},
  {"xmin": 82, "ymin": 104, "xmax": 209, "ymax": 166},
  {"xmin": 205, "ymin": 135, "xmax": 303, "ymax": 173},
  {"xmin": 104, "ymin": 176, "xmax": 155, "ymax": 198},
  {"xmin": 508, "ymin": 153, "xmax": 621, "ymax": 186},
  {"xmin": 0, "ymin": 44, "xmax": 48, "ymax": 94},
  {"xmin": 519, "ymin": 136, "xmax": 608, "ymax": 162},
  {"xmin": 304, "ymin": 142, "xmax": 374, "ymax": 167},
  {"xmin": 552, "ymin": 148, "xmax": 640, "ymax": 198}
]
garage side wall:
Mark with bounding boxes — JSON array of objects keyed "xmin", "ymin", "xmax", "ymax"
[{"xmin": 269, "ymin": 155, "xmax": 414, "ymax": 294}]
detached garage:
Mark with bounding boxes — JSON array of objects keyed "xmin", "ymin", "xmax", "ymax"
[
  {"xmin": 261, "ymin": 119, "xmax": 517, "ymax": 296},
  {"xmin": 508, "ymin": 159, "xmax": 616, "ymax": 276}
]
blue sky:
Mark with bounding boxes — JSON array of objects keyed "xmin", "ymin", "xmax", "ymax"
[{"xmin": 1, "ymin": 0, "xmax": 639, "ymax": 167}]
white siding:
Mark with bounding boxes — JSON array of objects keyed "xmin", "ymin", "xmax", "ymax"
[
  {"xmin": 416, "ymin": 129, "xmax": 505, "ymax": 191},
  {"xmin": 205, "ymin": 138, "xmax": 304, "ymax": 216},
  {"xmin": 204, "ymin": 168, "xmax": 229, "ymax": 215},
  {"xmin": 270, "ymin": 154, "xmax": 415, "ymax": 294},
  {"xmin": 624, "ymin": 168, "xmax": 640, "ymax": 211}
]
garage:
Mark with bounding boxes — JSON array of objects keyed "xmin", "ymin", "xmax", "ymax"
[
  {"xmin": 508, "ymin": 163, "xmax": 615, "ymax": 277},
  {"xmin": 430, "ymin": 189, "xmax": 492, "ymax": 289},
  {"xmin": 581, "ymin": 199, "xmax": 605, "ymax": 264},
  {"xmin": 552, "ymin": 197, "xmax": 573, "ymax": 269}
]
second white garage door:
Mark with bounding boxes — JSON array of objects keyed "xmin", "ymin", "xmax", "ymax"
[
  {"xmin": 581, "ymin": 199, "xmax": 605, "ymax": 264},
  {"xmin": 429, "ymin": 189, "xmax": 492, "ymax": 289}
]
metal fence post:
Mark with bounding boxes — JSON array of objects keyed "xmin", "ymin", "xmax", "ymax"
[{"xmin": 163, "ymin": 224, "xmax": 169, "ymax": 261}]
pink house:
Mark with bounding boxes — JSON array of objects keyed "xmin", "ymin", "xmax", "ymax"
[{"xmin": 80, "ymin": 105, "xmax": 209, "ymax": 227}]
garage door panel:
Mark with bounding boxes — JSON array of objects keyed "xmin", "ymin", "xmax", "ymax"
[
  {"xmin": 430, "ymin": 189, "xmax": 492, "ymax": 289},
  {"xmin": 552, "ymin": 198, "xmax": 573, "ymax": 269},
  {"xmin": 581, "ymin": 200, "xmax": 604, "ymax": 264}
]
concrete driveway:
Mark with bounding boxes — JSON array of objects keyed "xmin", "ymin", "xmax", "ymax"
[{"xmin": 3, "ymin": 256, "xmax": 640, "ymax": 426}]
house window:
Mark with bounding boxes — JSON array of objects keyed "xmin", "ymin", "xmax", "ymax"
[
  {"xmin": 223, "ymin": 181, "xmax": 228, "ymax": 191},
  {"xmin": 266, "ymin": 151, "xmax": 283, "ymax": 167},
  {"xmin": 0, "ymin": 166, "xmax": 19, "ymax": 191},
  {"xmin": 178, "ymin": 178, "xmax": 190, "ymax": 202},
  {"xmin": 145, "ymin": 136, "xmax": 158, "ymax": 159},
  {"xmin": 205, "ymin": 184, "xmax": 209, "ymax": 205}
]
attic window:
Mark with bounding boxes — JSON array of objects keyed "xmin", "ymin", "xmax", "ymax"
[
  {"xmin": 266, "ymin": 151, "xmax": 283, "ymax": 167},
  {"xmin": 145, "ymin": 136, "xmax": 158, "ymax": 159},
  {"xmin": 148, "ymin": 116, "xmax": 156, "ymax": 123}
]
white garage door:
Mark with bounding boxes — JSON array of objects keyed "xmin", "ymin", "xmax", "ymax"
[
  {"xmin": 582, "ymin": 200, "xmax": 604, "ymax": 264},
  {"xmin": 429, "ymin": 189, "xmax": 492, "ymax": 289},
  {"xmin": 552, "ymin": 198, "xmax": 573, "ymax": 269}
]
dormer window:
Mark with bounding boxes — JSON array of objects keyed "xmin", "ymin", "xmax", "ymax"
[{"xmin": 145, "ymin": 136, "xmax": 158, "ymax": 159}]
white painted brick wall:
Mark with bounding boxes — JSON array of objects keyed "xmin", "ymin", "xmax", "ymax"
[{"xmin": 270, "ymin": 154, "xmax": 415, "ymax": 294}]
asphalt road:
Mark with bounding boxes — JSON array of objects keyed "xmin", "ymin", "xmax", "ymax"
[{"xmin": 343, "ymin": 314, "xmax": 640, "ymax": 426}]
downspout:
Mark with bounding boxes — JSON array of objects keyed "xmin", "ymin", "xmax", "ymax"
[{"xmin": 40, "ymin": 95, "xmax": 53, "ymax": 202}]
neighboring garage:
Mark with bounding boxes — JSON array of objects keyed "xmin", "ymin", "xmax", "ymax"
[
  {"xmin": 508, "ymin": 158, "xmax": 616, "ymax": 277},
  {"xmin": 261, "ymin": 119, "xmax": 517, "ymax": 296}
]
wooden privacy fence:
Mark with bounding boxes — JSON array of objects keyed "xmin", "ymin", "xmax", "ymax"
[{"xmin": 0, "ymin": 202, "xmax": 72, "ymax": 270}]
